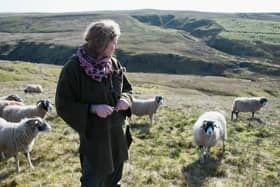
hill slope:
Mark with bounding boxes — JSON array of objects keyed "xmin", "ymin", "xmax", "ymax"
[{"xmin": 0, "ymin": 10, "xmax": 280, "ymax": 77}]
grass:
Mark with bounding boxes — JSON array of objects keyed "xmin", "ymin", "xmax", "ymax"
[
  {"xmin": 0, "ymin": 61, "xmax": 279, "ymax": 186},
  {"xmin": 215, "ymin": 18, "xmax": 280, "ymax": 45}
]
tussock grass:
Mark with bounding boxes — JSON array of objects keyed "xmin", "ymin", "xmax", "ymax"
[{"xmin": 0, "ymin": 61, "xmax": 279, "ymax": 186}]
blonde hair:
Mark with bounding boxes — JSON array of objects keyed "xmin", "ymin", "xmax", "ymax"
[{"xmin": 84, "ymin": 20, "xmax": 120, "ymax": 58}]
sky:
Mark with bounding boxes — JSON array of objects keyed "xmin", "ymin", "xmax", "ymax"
[{"xmin": 0, "ymin": 0, "xmax": 279, "ymax": 13}]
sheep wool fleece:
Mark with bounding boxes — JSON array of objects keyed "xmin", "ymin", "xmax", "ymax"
[{"xmin": 55, "ymin": 55, "xmax": 133, "ymax": 176}]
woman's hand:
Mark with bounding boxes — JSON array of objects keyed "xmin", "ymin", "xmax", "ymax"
[
  {"xmin": 90, "ymin": 104, "xmax": 114, "ymax": 118},
  {"xmin": 115, "ymin": 99, "xmax": 129, "ymax": 112}
]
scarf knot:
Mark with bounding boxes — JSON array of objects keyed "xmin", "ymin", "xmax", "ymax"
[{"xmin": 76, "ymin": 47, "xmax": 112, "ymax": 82}]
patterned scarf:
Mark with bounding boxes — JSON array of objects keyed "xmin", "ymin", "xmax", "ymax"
[{"xmin": 76, "ymin": 47, "xmax": 112, "ymax": 82}]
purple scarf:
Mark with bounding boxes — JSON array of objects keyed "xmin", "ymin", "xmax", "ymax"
[{"xmin": 76, "ymin": 47, "xmax": 112, "ymax": 82}]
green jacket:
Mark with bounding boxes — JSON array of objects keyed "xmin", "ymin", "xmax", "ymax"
[{"xmin": 55, "ymin": 55, "xmax": 133, "ymax": 176}]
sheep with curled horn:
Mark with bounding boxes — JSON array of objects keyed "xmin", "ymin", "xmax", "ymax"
[
  {"xmin": 0, "ymin": 117, "xmax": 51, "ymax": 172},
  {"xmin": 231, "ymin": 97, "xmax": 268, "ymax": 120}
]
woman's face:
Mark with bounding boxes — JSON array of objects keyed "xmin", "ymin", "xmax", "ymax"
[{"xmin": 103, "ymin": 38, "xmax": 117, "ymax": 58}]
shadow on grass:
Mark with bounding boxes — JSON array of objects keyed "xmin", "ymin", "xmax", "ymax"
[
  {"xmin": 247, "ymin": 117, "xmax": 264, "ymax": 124},
  {"xmin": 129, "ymin": 123, "xmax": 152, "ymax": 140},
  {"xmin": 232, "ymin": 117, "xmax": 264, "ymax": 126},
  {"xmin": 182, "ymin": 151, "xmax": 225, "ymax": 187}
]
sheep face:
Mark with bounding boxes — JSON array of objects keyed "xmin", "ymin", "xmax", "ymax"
[
  {"xmin": 37, "ymin": 100, "xmax": 53, "ymax": 112},
  {"xmin": 260, "ymin": 97, "xmax": 268, "ymax": 107},
  {"xmin": 201, "ymin": 120, "xmax": 217, "ymax": 136},
  {"xmin": 24, "ymin": 117, "xmax": 51, "ymax": 133},
  {"xmin": 155, "ymin": 96, "xmax": 164, "ymax": 105}
]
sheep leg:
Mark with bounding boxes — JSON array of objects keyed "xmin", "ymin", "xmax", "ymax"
[
  {"xmin": 206, "ymin": 147, "xmax": 211, "ymax": 159},
  {"xmin": 15, "ymin": 154, "xmax": 20, "ymax": 172},
  {"xmin": 231, "ymin": 111, "xmax": 234, "ymax": 121},
  {"xmin": 24, "ymin": 152, "xmax": 34, "ymax": 169},
  {"xmin": 235, "ymin": 112, "xmax": 239, "ymax": 120},
  {"xmin": 1, "ymin": 152, "xmax": 5, "ymax": 160},
  {"xmin": 149, "ymin": 114, "xmax": 153, "ymax": 125},
  {"xmin": 222, "ymin": 140, "xmax": 225, "ymax": 152},
  {"xmin": 251, "ymin": 112, "xmax": 255, "ymax": 119},
  {"xmin": 199, "ymin": 145, "xmax": 204, "ymax": 164}
]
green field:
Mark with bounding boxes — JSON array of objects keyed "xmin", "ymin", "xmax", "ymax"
[
  {"xmin": 0, "ymin": 61, "xmax": 279, "ymax": 186},
  {"xmin": 215, "ymin": 18, "xmax": 280, "ymax": 45}
]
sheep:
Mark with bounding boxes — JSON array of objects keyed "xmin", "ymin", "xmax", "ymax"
[
  {"xmin": 0, "ymin": 95, "xmax": 24, "ymax": 117},
  {"xmin": 231, "ymin": 97, "xmax": 268, "ymax": 120},
  {"xmin": 2, "ymin": 100, "xmax": 53, "ymax": 122},
  {"xmin": 193, "ymin": 111, "xmax": 227, "ymax": 164},
  {"xmin": 131, "ymin": 96, "xmax": 164, "ymax": 125},
  {"xmin": 0, "ymin": 117, "xmax": 51, "ymax": 172},
  {"xmin": 0, "ymin": 100, "xmax": 24, "ymax": 118},
  {"xmin": 24, "ymin": 84, "xmax": 43, "ymax": 93},
  {"xmin": 0, "ymin": 94, "xmax": 24, "ymax": 102}
]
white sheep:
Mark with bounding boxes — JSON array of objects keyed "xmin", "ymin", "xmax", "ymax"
[
  {"xmin": 0, "ymin": 117, "xmax": 51, "ymax": 172},
  {"xmin": 231, "ymin": 97, "xmax": 268, "ymax": 120},
  {"xmin": 2, "ymin": 100, "xmax": 53, "ymax": 122},
  {"xmin": 0, "ymin": 100, "xmax": 24, "ymax": 118},
  {"xmin": 131, "ymin": 96, "xmax": 164, "ymax": 125},
  {"xmin": 193, "ymin": 111, "xmax": 227, "ymax": 164},
  {"xmin": 0, "ymin": 94, "xmax": 24, "ymax": 102},
  {"xmin": 24, "ymin": 84, "xmax": 43, "ymax": 93},
  {"xmin": 0, "ymin": 95, "xmax": 24, "ymax": 117}
]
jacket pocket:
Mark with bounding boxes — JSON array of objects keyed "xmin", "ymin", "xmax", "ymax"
[{"xmin": 85, "ymin": 114, "xmax": 109, "ymax": 139}]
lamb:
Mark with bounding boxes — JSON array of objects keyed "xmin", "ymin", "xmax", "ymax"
[
  {"xmin": 0, "ymin": 94, "xmax": 24, "ymax": 102},
  {"xmin": 0, "ymin": 117, "xmax": 51, "ymax": 172},
  {"xmin": 193, "ymin": 111, "xmax": 227, "ymax": 164},
  {"xmin": 231, "ymin": 97, "xmax": 268, "ymax": 120},
  {"xmin": 131, "ymin": 96, "xmax": 164, "ymax": 125},
  {"xmin": 2, "ymin": 100, "xmax": 53, "ymax": 122},
  {"xmin": 24, "ymin": 84, "xmax": 43, "ymax": 93}
]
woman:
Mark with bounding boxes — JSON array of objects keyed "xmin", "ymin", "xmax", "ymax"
[{"xmin": 55, "ymin": 20, "xmax": 133, "ymax": 187}]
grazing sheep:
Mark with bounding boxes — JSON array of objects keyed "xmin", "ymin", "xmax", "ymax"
[
  {"xmin": 193, "ymin": 111, "xmax": 227, "ymax": 164},
  {"xmin": 24, "ymin": 84, "xmax": 43, "ymax": 93},
  {"xmin": 231, "ymin": 97, "xmax": 268, "ymax": 120},
  {"xmin": 0, "ymin": 117, "xmax": 51, "ymax": 172},
  {"xmin": 0, "ymin": 94, "xmax": 24, "ymax": 102},
  {"xmin": 131, "ymin": 96, "xmax": 164, "ymax": 125},
  {"xmin": 2, "ymin": 100, "xmax": 53, "ymax": 122}
]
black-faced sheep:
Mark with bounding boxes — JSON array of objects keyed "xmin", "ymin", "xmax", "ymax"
[
  {"xmin": 2, "ymin": 100, "xmax": 53, "ymax": 122},
  {"xmin": 0, "ymin": 117, "xmax": 51, "ymax": 172},
  {"xmin": 131, "ymin": 96, "xmax": 164, "ymax": 125},
  {"xmin": 193, "ymin": 111, "xmax": 227, "ymax": 164},
  {"xmin": 24, "ymin": 84, "xmax": 43, "ymax": 93},
  {"xmin": 231, "ymin": 97, "xmax": 268, "ymax": 120}
]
